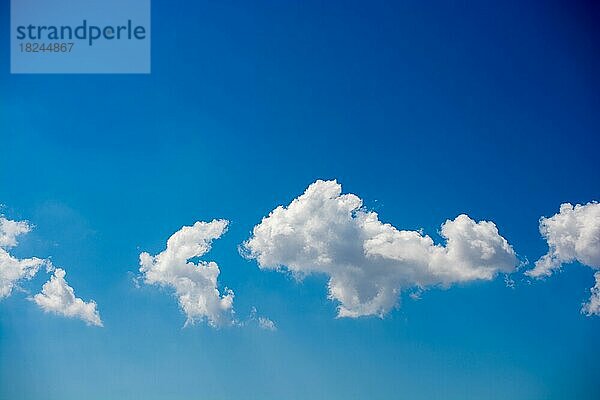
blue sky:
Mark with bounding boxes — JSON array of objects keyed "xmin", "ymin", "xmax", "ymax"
[{"xmin": 1, "ymin": 1, "xmax": 600, "ymax": 399}]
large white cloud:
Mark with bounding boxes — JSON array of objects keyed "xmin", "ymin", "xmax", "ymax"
[
  {"xmin": 243, "ymin": 180, "xmax": 519, "ymax": 318},
  {"xmin": 526, "ymin": 202, "xmax": 600, "ymax": 316},
  {"xmin": 33, "ymin": 268, "xmax": 103, "ymax": 326},
  {"xmin": 139, "ymin": 219, "xmax": 235, "ymax": 327},
  {"xmin": 0, "ymin": 217, "xmax": 46, "ymax": 298}
]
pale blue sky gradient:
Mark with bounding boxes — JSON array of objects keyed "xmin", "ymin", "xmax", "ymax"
[{"xmin": 1, "ymin": 1, "xmax": 599, "ymax": 399}]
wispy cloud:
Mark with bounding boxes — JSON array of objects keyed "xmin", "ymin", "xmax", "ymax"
[
  {"xmin": 258, "ymin": 316, "xmax": 277, "ymax": 331},
  {"xmin": 582, "ymin": 272, "xmax": 600, "ymax": 316},
  {"xmin": 246, "ymin": 307, "xmax": 277, "ymax": 331}
]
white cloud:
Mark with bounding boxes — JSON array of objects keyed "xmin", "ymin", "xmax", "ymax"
[
  {"xmin": 1, "ymin": 214, "xmax": 102, "ymax": 326},
  {"xmin": 526, "ymin": 202, "xmax": 600, "ymax": 316},
  {"xmin": 527, "ymin": 202, "xmax": 600, "ymax": 277},
  {"xmin": 0, "ymin": 217, "xmax": 31, "ymax": 248},
  {"xmin": 0, "ymin": 217, "xmax": 46, "ymax": 298},
  {"xmin": 582, "ymin": 272, "xmax": 600, "ymax": 316},
  {"xmin": 243, "ymin": 180, "xmax": 519, "ymax": 318},
  {"xmin": 33, "ymin": 268, "xmax": 103, "ymax": 326},
  {"xmin": 247, "ymin": 306, "xmax": 277, "ymax": 331},
  {"xmin": 258, "ymin": 316, "xmax": 277, "ymax": 331},
  {"xmin": 139, "ymin": 219, "xmax": 235, "ymax": 327}
]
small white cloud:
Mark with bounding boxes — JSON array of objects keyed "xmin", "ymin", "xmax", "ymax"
[
  {"xmin": 258, "ymin": 316, "xmax": 277, "ymax": 331},
  {"xmin": 243, "ymin": 180, "xmax": 519, "ymax": 318},
  {"xmin": 139, "ymin": 219, "xmax": 235, "ymax": 327},
  {"xmin": 0, "ymin": 216, "xmax": 46, "ymax": 299},
  {"xmin": 247, "ymin": 307, "xmax": 277, "ymax": 331},
  {"xmin": 504, "ymin": 274, "xmax": 516, "ymax": 289},
  {"xmin": 526, "ymin": 202, "xmax": 600, "ymax": 317},
  {"xmin": 408, "ymin": 288, "xmax": 423, "ymax": 300},
  {"xmin": 33, "ymin": 268, "xmax": 103, "ymax": 327},
  {"xmin": 582, "ymin": 272, "xmax": 600, "ymax": 316},
  {"xmin": 1, "ymin": 214, "xmax": 103, "ymax": 326},
  {"xmin": 0, "ymin": 217, "xmax": 31, "ymax": 248}
]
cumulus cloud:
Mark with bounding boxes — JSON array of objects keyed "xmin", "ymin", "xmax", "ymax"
[
  {"xmin": 33, "ymin": 268, "xmax": 103, "ymax": 326},
  {"xmin": 139, "ymin": 220, "xmax": 235, "ymax": 327},
  {"xmin": 527, "ymin": 202, "xmax": 600, "ymax": 277},
  {"xmin": 0, "ymin": 216, "xmax": 31, "ymax": 248},
  {"xmin": 526, "ymin": 202, "xmax": 600, "ymax": 316},
  {"xmin": 1, "ymin": 214, "xmax": 103, "ymax": 326},
  {"xmin": 0, "ymin": 217, "xmax": 46, "ymax": 298},
  {"xmin": 243, "ymin": 180, "xmax": 519, "ymax": 318}
]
